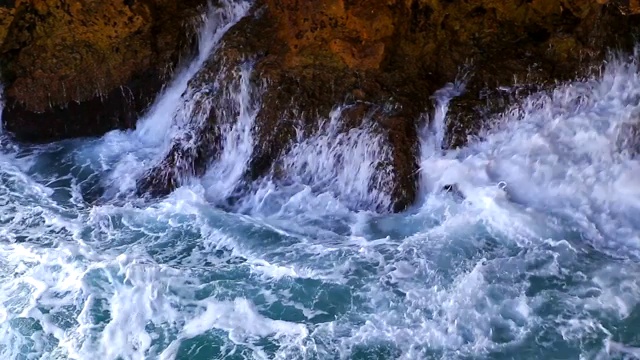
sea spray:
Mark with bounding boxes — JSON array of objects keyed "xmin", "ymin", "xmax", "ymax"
[{"xmin": 79, "ymin": 0, "xmax": 252, "ymax": 201}]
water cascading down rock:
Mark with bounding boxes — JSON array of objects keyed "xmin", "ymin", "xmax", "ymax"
[
  {"xmin": 0, "ymin": 0, "xmax": 638, "ymax": 211},
  {"xmin": 140, "ymin": 0, "xmax": 640, "ymax": 212}
]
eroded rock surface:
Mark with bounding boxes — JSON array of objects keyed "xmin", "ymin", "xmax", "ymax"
[
  {"xmin": 604, "ymin": 0, "xmax": 640, "ymax": 14},
  {"xmin": 0, "ymin": 0, "xmax": 206, "ymax": 141},
  {"xmin": 0, "ymin": 0, "xmax": 637, "ymax": 211},
  {"xmin": 144, "ymin": 0, "xmax": 640, "ymax": 212}
]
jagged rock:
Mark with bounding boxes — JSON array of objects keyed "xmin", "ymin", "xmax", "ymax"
[
  {"xmin": 0, "ymin": 0, "xmax": 207, "ymax": 141},
  {"xmin": 0, "ymin": 0, "xmax": 634, "ymax": 212},
  {"xmin": 143, "ymin": 0, "xmax": 639, "ymax": 212},
  {"xmin": 139, "ymin": 0, "xmax": 427, "ymax": 212},
  {"xmin": 442, "ymin": 184, "xmax": 465, "ymax": 200}
]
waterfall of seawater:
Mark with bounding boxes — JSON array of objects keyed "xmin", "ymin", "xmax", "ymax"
[
  {"xmin": 0, "ymin": 1, "xmax": 640, "ymax": 356},
  {"xmin": 81, "ymin": 0, "xmax": 251, "ymax": 199}
]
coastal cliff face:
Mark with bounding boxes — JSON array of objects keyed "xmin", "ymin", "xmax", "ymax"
[
  {"xmin": 0, "ymin": 0, "xmax": 639, "ymax": 211},
  {"xmin": 143, "ymin": 0, "xmax": 640, "ymax": 211},
  {"xmin": 0, "ymin": 0, "xmax": 206, "ymax": 141},
  {"xmin": 255, "ymin": 0, "xmax": 640, "ymax": 147}
]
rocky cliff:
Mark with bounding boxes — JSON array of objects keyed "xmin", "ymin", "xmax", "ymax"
[
  {"xmin": 0, "ymin": 0, "xmax": 638, "ymax": 211},
  {"xmin": 142, "ymin": 0, "xmax": 640, "ymax": 211}
]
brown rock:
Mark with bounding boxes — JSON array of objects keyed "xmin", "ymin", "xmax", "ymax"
[
  {"xmin": 444, "ymin": 1, "xmax": 640, "ymax": 147},
  {"xmin": 0, "ymin": 0, "xmax": 207, "ymax": 141},
  {"xmin": 0, "ymin": 6, "xmax": 14, "ymax": 45},
  {"xmin": 142, "ymin": 0, "xmax": 640, "ymax": 212}
]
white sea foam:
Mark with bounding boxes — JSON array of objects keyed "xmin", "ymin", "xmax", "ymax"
[
  {"xmin": 76, "ymin": 0, "xmax": 251, "ymax": 198},
  {"xmin": 199, "ymin": 63, "xmax": 261, "ymax": 202}
]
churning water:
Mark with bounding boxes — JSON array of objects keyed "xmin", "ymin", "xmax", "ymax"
[{"xmin": 1, "ymin": 1, "xmax": 640, "ymax": 359}]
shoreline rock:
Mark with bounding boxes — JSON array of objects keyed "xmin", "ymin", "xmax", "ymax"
[
  {"xmin": 0, "ymin": 0, "xmax": 638, "ymax": 211},
  {"xmin": 142, "ymin": 0, "xmax": 640, "ymax": 212},
  {"xmin": 0, "ymin": 0, "xmax": 207, "ymax": 141}
]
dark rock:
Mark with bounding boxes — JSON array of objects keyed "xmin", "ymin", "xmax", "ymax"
[
  {"xmin": 605, "ymin": 0, "xmax": 640, "ymax": 14},
  {"xmin": 442, "ymin": 184, "xmax": 465, "ymax": 200},
  {"xmin": 141, "ymin": 0, "xmax": 640, "ymax": 212},
  {"xmin": 445, "ymin": 2, "xmax": 640, "ymax": 148},
  {"xmin": 4, "ymin": 0, "xmax": 636, "ymax": 211}
]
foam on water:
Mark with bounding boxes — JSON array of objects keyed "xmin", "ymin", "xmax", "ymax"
[
  {"xmin": 1, "ymin": 14, "xmax": 640, "ymax": 359},
  {"xmin": 230, "ymin": 105, "xmax": 396, "ymax": 239},
  {"xmin": 199, "ymin": 63, "xmax": 261, "ymax": 202},
  {"xmin": 274, "ymin": 106, "xmax": 395, "ymax": 212},
  {"xmin": 75, "ymin": 0, "xmax": 251, "ymax": 198},
  {"xmin": 420, "ymin": 54, "xmax": 640, "ymax": 256}
]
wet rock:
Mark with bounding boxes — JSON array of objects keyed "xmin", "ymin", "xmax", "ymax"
[
  {"xmin": 142, "ymin": 0, "xmax": 640, "ymax": 212},
  {"xmin": 0, "ymin": 0, "xmax": 207, "ymax": 141},
  {"xmin": 442, "ymin": 184, "xmax": 465, "ymax": 200},
  {"xmin": 444, "ymin": 1, "xmax": 640, "ymax": 147}
]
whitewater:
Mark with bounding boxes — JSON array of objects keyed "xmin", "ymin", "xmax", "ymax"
[{"xmin": 0, "ymin": 1, "xmax": 639, "ymax": 359}]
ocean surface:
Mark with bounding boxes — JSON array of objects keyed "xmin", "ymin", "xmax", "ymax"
[{"xmin": 0, "ymin": 1, "xmax": 639, "ymax": 359}]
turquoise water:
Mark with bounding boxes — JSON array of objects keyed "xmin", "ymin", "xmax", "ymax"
[
  {"xmin": 3, "ymin": 136, "xmax": 640, "ymax": 360},
  {"xmin": 1, "ymin": 2, "xmax": 640, "ymax": 359}
]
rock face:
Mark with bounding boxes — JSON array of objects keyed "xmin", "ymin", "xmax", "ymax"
[
  {"xmin": 0, "ymin": 0, "xmax": 638, "ymax": 211},
  {"xmin": 442, "ymin": 0, "xmax": 640, "ymax": 147},
  {"xmin": 0, "ymin": 0, "xmax": 206, "ymax": 141},
  {"xmin": 143, "ymin": 0, "xmax": 640, "ymax": 212}
]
